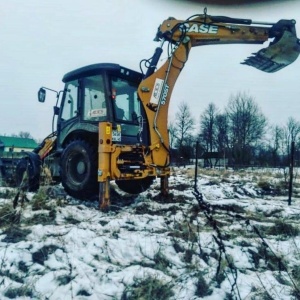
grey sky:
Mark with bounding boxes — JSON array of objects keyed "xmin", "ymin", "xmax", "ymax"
[{"xmin": 1, "ymin": 0, "xmax": 299, "ymax": 140}]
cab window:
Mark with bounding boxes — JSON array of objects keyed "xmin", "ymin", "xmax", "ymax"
[
  {"xmin": 111, "ymin": 76, "xmax": 140, "ymax": 123},
  {"xmin": 83, "ymin": 75, "xmax": 106, "ymax": 121},
  {"xmin": 61, "ymin": 80, "xmax": 78, "ymax": 121}
]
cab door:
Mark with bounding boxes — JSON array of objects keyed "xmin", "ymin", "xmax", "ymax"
[
  {"xmin": 110, "ymin": 76, "xmax": 148, "ymax": 145},
  {"xmin": 82, "ymin": 75, "xmax": 108, "ymax": 122},
  {"xmin": 57, "ymin": 80, "xmax": 79, "ymax": 146}
]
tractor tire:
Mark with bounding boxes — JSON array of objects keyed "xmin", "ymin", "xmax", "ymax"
[
  {"xmin": 115, "ymin": 177, "xmax": 155, "ymax": 194},
  {"xmin": 60, "ymin": 140, "xmax": 98, "ymax": 200},
  {"xmin": 15, "ymin": 153, "xmax": 41, "ymax": 192}
]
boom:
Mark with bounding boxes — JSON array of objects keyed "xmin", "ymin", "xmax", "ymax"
[{"xmin": 137, "ymin": 11, "xmax": 300, "ymax": 171}]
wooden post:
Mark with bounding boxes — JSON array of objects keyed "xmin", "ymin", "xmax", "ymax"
[
  {"xmin": 288, "ymin": 141, "xmax": 295, "ymax": 206},
  {"xmin": 160, "ymin": 175, "xmax": 169, "ymax": 196},
  {"xmin": 194, "ymin": 141, "xmax": 199, "ymax": 188}
]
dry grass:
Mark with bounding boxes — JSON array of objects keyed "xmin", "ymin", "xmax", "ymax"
[
  {"xmin": 122, "ymin": 275, "xmax": 174, "ymax": 300},
  {"xmin": 0, "ymin": 202, "xmax": 19, "ymax": 227}
]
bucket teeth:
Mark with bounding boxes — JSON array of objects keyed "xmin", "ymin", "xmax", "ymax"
[{"xmin": 241, "ymin": 52, "xmax": 286, "ymax": 73}]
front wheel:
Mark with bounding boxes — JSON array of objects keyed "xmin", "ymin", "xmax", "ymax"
[{"xmin": 60, "ymin": 140, "xmax": 98, "ymax": 200}]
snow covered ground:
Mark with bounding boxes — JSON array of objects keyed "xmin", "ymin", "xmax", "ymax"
[{"xmin": 0, "ymin": 167, "xmax": 300, "ymax": 300}]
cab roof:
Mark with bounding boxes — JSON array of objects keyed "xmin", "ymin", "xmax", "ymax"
[{"xmin": 62, "ymin": 63, "xmax": 143, "ymax": 83}]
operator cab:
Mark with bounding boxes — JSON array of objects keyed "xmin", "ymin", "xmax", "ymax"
[{"xmin": 56, "ymin": 63, "xmax": 148, "ymax": 146}]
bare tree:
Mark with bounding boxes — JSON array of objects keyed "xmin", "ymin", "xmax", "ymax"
[
  {"xmin": 12, "ymin": 131, "xmax": 34, "ymax": 139},
  {"xmin": 175, "ymin": 102, "xmax": 195, "ymax": 149},
  {"xmin": 215, "ymin": 113, "xmax": 229, "ymax": 153},
  {"xmin": 286, "ymin": 117, "xmax": 300, "ymax": 143},
  {"xmin": 168, "ymin": 121, "xmax": 177, "ymax": 149},
  {"xmin": 174, "ymin": 102, "xmax": 195, "ymax": 163},
  {"xmin": 226, "ymin": 92, "xmax": 267, "ymax": 166},
  {"xmin": 199, "ymin": 103, "xmax": 218, "ymax": 153},
  {"xmin": 282, "ymin": 117, "xmax": 300, "ymax": 162},
  {"xmin": 268, "ymin": 125, "xmax": 284, "ymax": 166}
]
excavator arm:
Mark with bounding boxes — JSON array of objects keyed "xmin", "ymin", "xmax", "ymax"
[
  {"xmin": 94, "ymin": 11, "xmax": 300, "ymax": 208},
  {"xmin": 155, "ymin": 14, "xmax": 300, "ymax": 72},
  {"xmin": 138, "ymin": 11, "xmax": 300, "ymax": 169}
]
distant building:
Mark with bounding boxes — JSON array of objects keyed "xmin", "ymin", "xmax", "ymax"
[
  {"xmin": 0, "ymin": 135, "xmax": 38, "ymax": 158},
  {"xmin": 0, "ymin": 136, "xmax": 38, "ymax": 185}
]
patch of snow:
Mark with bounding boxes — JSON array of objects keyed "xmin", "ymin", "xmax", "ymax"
[{"xmin": 0, "ymin": 168, "xmax": 299, "ymax": 299}]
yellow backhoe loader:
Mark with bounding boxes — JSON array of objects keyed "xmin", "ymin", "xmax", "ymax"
[{"xmin": 16, "ymin": 10, "xmax": 300, "ymax": 208}]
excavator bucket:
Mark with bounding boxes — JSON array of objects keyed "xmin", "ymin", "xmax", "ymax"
[{"xmin": 242, "ymin": 31, "xmax": 300, "ymax": 73}]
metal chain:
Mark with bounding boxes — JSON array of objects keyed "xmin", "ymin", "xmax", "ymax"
[
  {"xmin": 193, "ymin": 186, "xmax": 242, "ymax": 299},
  {"xmin": 193, "ymin": 183, "xmax": 300, "ymax": 295}
]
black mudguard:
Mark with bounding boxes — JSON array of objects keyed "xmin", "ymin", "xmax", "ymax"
[{"xmin": 16, "ymin": 152, "xmax": 41, "ymax": 191}]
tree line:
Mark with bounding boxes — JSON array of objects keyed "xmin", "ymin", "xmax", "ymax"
[
  {"xmin": 169, "ymin": 91, "xmax": 300, "ymax": 168},
  {"xmin": 1, "ymin": 132, "xmax": 35, "ymax": 140}
]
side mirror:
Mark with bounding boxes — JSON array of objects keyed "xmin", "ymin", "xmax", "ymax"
[{"xmin": 38, "ymin": 88, "xmax": 46, "ymax": 103}]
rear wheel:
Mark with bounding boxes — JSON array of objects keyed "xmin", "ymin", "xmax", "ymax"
[
  {"xmin": 115, "ymin": 177, "xmax": 154, "ymax": 194},
  {"xmin": 60, "ymin": 140, "xmax": 98, "ymax": 200}
]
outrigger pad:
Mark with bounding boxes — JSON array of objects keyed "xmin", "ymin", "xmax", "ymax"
[{"xmin": 242, "ymin": 31, "xmax": 300, "ymax": 73}]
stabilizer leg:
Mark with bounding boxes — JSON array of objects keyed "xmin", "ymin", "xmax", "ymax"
[{"xmin": 99, "ymin": 179, "xmax": 110, "ymax": 210}]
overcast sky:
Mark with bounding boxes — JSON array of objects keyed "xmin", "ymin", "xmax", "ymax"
[{"xmin": 1, "ymin": 0, "xmax": 299, "ymax": 140}]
